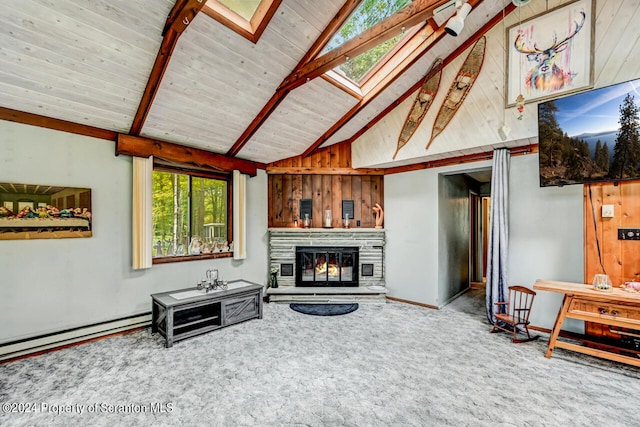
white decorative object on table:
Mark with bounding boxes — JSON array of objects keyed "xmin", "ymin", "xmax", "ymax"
[{"xmin": 622, "ymin": 281, "xmax": 640, "ymax": 293}]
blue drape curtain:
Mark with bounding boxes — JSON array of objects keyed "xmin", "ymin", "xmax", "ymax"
[{"xmin": 486, "ymin": 148, "xmax": 510, "ymax": 324}]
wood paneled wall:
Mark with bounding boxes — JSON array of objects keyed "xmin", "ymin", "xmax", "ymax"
[
  {"xmin": 584, "ymin": 180, "xmax": 640, "ymax": 338},
  {"xmin": 268, "ymin": 142, "xmax": 384, "ymax": 228}
]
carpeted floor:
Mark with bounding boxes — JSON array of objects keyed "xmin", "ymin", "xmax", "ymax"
[{"xmin": 1, "ymin": 289, "xmax": 639, "ymax": 426}]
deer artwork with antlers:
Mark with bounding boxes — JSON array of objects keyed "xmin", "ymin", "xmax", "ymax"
[{"xmin": 514, "ymin": 10, "xmax": 586, "ymax": 93}]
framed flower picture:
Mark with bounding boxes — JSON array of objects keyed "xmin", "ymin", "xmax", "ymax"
[{"xmin": 506, "ymin": 0, "xmax": 595, "ymax": 107}]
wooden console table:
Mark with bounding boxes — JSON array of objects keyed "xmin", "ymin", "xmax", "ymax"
[
  {"xmin": 533, "ymin": 280, "xmax": 640, "ymax": 367},
  {"xmin": 151, "ymin": 280, "xmax": 262, "ymax": 348}
]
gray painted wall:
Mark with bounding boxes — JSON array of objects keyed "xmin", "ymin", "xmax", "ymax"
[
  {"xmin": 437, "ymin": 174, "xmax": 470, "ymax": 305},
  {"xmin": 0, "ymin": 120, "xmax": 268, "ymax": 342},
  {"xmin": 385, "ymin": 161, "xmax": 493, "ymax": 307},
  {"xmin": 385, "ymin": 155, "xmax": 585, "ymax": 331},
  {"xmin": 508, "ymin": 154, "xmax": 584, "ymax": 333},
  {"xmin": 0, "ymin": 119, "xmax": 587, "ymax": 340},
  {"xmin": 384, "ymin": 167, "xmax": 441, "ymax": 305}
]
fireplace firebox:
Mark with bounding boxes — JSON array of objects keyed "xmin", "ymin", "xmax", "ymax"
[{"xmin": 295, "ymin": 246, "xmax": 359, "ymax": 287}]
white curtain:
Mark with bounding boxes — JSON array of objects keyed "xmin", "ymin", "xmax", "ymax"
[
  {"xmin": 132, "ymin": 156, "xmax": 153, "ymax": 270},
  {"xmin": 233, "ymin": 170, "xmax": 247, "ymax": 260},
  {"xmin": 486, "ymin": 149, "xmax": 510, "ymax": 324}
]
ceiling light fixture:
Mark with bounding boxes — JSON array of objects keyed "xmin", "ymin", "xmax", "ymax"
[{"xmin": 445, "ymin": 2, "xmax": 472, "ymax": 37}]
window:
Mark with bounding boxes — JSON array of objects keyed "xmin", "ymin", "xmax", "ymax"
[
  {"xmin": 217, "ymin": 0, "xmax": 261, "ymax": 21},
  {"xmin": 334, "ymin": 33, "xmax": 407, "ymax": 83},
  {"xmin": 323, "ymin": 0, "xmax": 414, "ymax": 85},
  {"xmin": 202, "ymin": 0, "xmax": 281, "ymax": 43},
  {"xmin": 152, "ymin": 168, "xmax": 231, "ymax": 262}
]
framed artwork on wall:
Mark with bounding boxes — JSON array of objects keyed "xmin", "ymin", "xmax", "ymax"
[
  {"xmin": 0, "ymin": 182, "xmax": 92, "ymax": 240},
  {"xmin": 505, "ymin": 0, "xmax": 594, "ymax": 107}
]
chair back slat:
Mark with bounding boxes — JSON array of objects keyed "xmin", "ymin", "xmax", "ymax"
[{"xmin": 507, "ymin": 285, "xmax": 535, "ymax": 324}]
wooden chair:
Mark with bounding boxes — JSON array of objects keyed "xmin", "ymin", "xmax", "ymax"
[{"xmin": 490, "ymin": 285, "xmax": 539, "ymax": 343}]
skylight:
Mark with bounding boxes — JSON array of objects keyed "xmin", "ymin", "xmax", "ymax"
[
  {"xmin": 216, "ymin": 0, "xmax": 260, "ymax": 21},
  {"xmin": 335, "ymin": 33, "xmax": 405, "ymax": 82},
  {"xmin": 324, "ymin": 0, "xmax": 413, "ymax": 84},
  {"xmin": 203, "ymin": 0, "xmax": 280, "ymax": 43}
]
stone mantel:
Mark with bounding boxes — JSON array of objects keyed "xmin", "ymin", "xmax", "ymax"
[
  {"xmin": 268, "ymin": 227, "xmax": 385, "ymax": 233},
  {"xmin": 268, "ymin": 228, "xmax": 385, "ymax": 289}
]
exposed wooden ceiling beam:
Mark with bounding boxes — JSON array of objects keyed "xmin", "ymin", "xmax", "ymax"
[
  {"xmin": 302, "ymin": 0, "xmax": 509, "ymax": 158},
  {"xmin": 0, "ymin": 105, "xmax": 264, "ymax": 174},
  {"xmin": 129, "ymin": 0, "xmax": 206, "ymax": 136},
  {"xmin": 292, "ymin": 0, "xmax": 364, "ymax": 70},
  {"xmin": 383, "ymin": 144, "xmax": 538, "ymax": 175},
  {"xmin": 265, "ymin": 166, "xmax": 384, "ymax": 175},
  {"xmin": 225, "ymin": 89, "xmax": 289, "ymax": 157},
  {"xmin": 0, "ymin": 106, "xmax": 117, "ymax": 141},
  {"xmin": 225, "ymin": 0, "xmax": 363, "ymax": 157},
  {"xmin": 278, "ymin": 0, "xmax": 451, "ymax": 93},
  {"xmin": 116, "ymin": 134, "xmax": 259, "ymax": 177}
]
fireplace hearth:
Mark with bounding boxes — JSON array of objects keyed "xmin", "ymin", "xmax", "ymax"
[{"xmin": 295, "ymin": 246, "xmax": 359, "ymax": 287}]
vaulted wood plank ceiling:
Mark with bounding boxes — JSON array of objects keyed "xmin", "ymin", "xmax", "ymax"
[{"xmin": 0, "ymin": 0, "xmax": 532, "ymax": 167}]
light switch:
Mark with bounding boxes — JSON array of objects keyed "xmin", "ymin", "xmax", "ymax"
[{"xmin": 602, "ymin": 204, "xmax": 614, "ymax": 218}]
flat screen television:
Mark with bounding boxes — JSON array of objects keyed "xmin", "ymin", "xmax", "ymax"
[{"xmin": 538, "ymin": 78, "xmax": 640, "ymax": 187}]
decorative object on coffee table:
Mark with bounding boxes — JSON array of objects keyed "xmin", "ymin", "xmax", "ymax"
[
  {"xmin": 592, "ymin": 274, "xmax": 612, "ymax": 291},
  {"xmin": 622, "ymin": 281, "xmax": 640, "ymax": 293}
]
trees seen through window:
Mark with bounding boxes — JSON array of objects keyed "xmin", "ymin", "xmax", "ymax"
[{"xmin": 152, "ymin": 170, "xmax": 229, "ymax": 259}]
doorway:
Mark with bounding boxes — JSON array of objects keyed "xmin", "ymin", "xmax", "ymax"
[
  {"xmin": 437, "ymin": 168, "xmax": 491, "ymax": 304},
  {"xmin": 470, "ymin": 193, "xmax": 490, "ymax": 288},
  {"xmin": 465, "ymin": 169, "xmax": 492, "ymax": 289}
]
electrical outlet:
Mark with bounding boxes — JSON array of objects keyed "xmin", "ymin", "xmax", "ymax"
[
  {"xmin": 602, "ymin": 204, "xmax": 614, "ymax": 218},
  {"xmin": 618, "ymin": 228, "xmax": 640, "ymax": 240},
  {"xmin": 356, "ymin": 220, "xmax": 361, "ymax": 227}
]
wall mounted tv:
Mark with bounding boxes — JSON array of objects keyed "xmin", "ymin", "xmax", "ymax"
[{"xmin": 538, "ymin": 78, "xmax": 640, "ymax": 187}]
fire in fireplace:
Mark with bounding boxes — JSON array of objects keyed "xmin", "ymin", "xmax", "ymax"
[{"xmin": 295, "ymin": 246, "xmax": 359, "ymax": 287}]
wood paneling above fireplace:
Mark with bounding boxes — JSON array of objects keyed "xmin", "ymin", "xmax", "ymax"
[{"xmin": 267, "ymin": 141, "xmax": 384, "ymax": 228}]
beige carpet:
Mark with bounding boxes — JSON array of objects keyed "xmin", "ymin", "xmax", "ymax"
[{"xmin": 1, "ymin": 289, "xmax": 639, "ymax": 426}]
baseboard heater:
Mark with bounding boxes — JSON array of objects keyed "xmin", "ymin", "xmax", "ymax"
[{"xmin": 0, "ymin": 312, "xmax": 151, "ymax": 362}]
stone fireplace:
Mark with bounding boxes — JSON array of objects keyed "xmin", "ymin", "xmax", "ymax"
[{"xmin": 267, "ymin": 228, "xmax": 386, "ymax": 302}]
